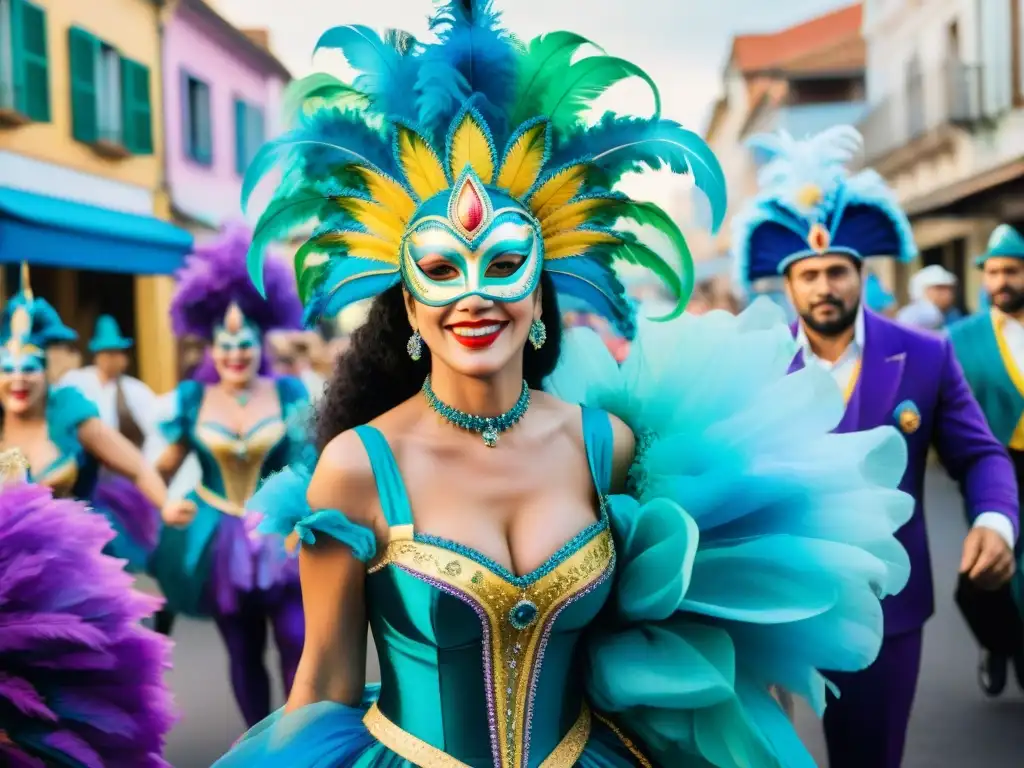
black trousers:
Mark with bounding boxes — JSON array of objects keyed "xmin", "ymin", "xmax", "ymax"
[{"xmin": 954, "ymin": 448, "xmax": 1024, "ymax": 656}]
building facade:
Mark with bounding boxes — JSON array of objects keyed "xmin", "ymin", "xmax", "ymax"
[
  {"xmin": 162, "ymin": 0, "xmax": 289, "ymax": 232},
  {"xmin": 700, "ymin": 2, "xmax": 867, "ymax": 311},
  {"xmin": 859, "ymin": 0, "xmax": 1024, "ymax": 310},
  {"xmin": 0, "ymin": 0, "xmax": 192, "ymax": 392}
]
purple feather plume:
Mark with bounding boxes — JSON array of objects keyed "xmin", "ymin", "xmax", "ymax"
[
  {"xmin": 0, "ymin": 482, "xmax": 176, "ymax": 768},
  {"xmin": 171, "ymin": 221, "xmax": 303, "ymax": 339},
  {"xmin": 92, "ymin": 477, "xmax": 159, "ymax": 551}
]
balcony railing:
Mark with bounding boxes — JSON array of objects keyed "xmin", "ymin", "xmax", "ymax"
[{"xmin": 860, "ymin": 59, "xmax": 987, "ymax": 165}]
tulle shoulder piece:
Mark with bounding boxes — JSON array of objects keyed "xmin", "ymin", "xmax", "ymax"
[
  {"xmin": 546, "ymin": 298, "xmax": 914, "ymax": 767},
  {"xmin": 48, "ymin": 385, "xmax": 100, "ymax": 436},
  {"xmin": 251, "ymin": 466, "xmax": 377, "ymax": 563},
  {"xmin": 158, "ymin": 379, "xmax": 203, "ymax": 444},
  {"xmin": 276, "ymin": 374, "xmax": 310, "ymax": 406}
]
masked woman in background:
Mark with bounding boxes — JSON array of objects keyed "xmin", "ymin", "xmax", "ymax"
[
  {"xmin": 0, "ymin": 448, "xmax": 175, "ymax": 768},
  {"xmin": 0, "ymin": 265, "xmax": 194, "ymax": 569},
  {"xmin": 150, "ymin": 224, "xmax": 312, "ymax": 727},
  {"xmin": 215, "ymin": 3, "xmax": 915, "ymax": 766}
]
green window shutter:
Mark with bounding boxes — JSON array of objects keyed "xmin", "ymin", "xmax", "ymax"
[
  {"xmin": 10, "ymin": 0, "xmax": 50, "ymax": 121},
  {"xmin": 120, "ymin": 57, "xmax": 152, "ymax": 154},
  {"xmin": 68, "ymin": 26, "xmax": 98, "ymax": 143},
  {"xmin": 247, "ymin": 104, "xmax": 265, "ymax": 160},
  {"xmin": 234, "ymin": 98, "xmax": 247, "ymax": 174},
  {"xmin": 196, "ymin": 80, "xmax": 212, "ymax": 164}
]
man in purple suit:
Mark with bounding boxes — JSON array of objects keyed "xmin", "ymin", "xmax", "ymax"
[{"xmin": 732, "ymin": 127, "xmax": 1018, "ymax": 768}]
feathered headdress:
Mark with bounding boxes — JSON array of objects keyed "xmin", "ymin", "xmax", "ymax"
[
  {"xmin": 0, "ymin": 264, "xmax": 79, "ymax": 364},
  {"xmin": 732, "ymin": 126, "xmax": 916, "ymax": 287},
  {"xmin": 170, "ymin": 222, "xmax": 303, "ymax": 339},
  {"xmin": 243, "ymin": 0, "xmax": 727, "ymax": 338}
]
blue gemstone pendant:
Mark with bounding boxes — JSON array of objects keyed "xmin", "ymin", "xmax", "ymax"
[
  {"xmin": 422, "ymin": 375, "xmax": 530, "ymax": 447},
  {"xmin": 509, "ymin": 599, "xmax": 538, "ymax": 630}
]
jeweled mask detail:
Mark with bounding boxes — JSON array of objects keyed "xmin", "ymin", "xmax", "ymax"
[{"xmin": 399, "ymin": 169, "xmax": 544, "ymax": 307}]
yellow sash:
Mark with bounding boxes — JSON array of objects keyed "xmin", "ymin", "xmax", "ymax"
[
  {"xmin": 843, "ymin": 358, "xmax": 862, "ymax": 405},
  {"xmin": 990, "ymin": 310, "xmax": 1024, "ymax": 449}
]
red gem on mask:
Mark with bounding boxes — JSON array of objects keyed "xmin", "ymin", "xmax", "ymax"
[
  {"xmin": 808, "ymin": 223, "xmax": 830, "ymax": 254},
  {"xmin": 455, "ymin": 179, "xmax": 485, "ymax": 234}
]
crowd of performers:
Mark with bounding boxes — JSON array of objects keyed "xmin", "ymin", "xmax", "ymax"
[{"xmin": 1, "ymin": 3, "xmax": 1023, "ymax": 768}]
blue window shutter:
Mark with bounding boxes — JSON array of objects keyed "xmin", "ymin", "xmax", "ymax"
[
  {"xmin": 181, "ymin": 70, "xmax": 193, "ymax": 159},
  {"xmin": 196, "ymin": 80, "xmax": 212, "ymax": 164},
  {"xmin": 10, "ymin": 0, "xmax": 50, "ymax": 121},
  {"xmin": 67, "ymin": 26, "xmax": 98, "ymax": 143},
  {"xmin": 249, "ymin": 104, "xmax": 265, "ymax": 155},
  {"xmin": 234, "ymin": 98, "xmax": 246, "ymax": 174},
  {"xmin": 120, "ymin": 57, "xmax": 152, "ymax": 154}
]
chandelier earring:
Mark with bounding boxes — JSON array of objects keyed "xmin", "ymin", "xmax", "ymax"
[
  {"xmin": 528, "ymin": 319, "xmax": 547, "ymax": 350},
  {"xmin": 407, "ymin": 329, "xmax": 423, "ymax": 361}
]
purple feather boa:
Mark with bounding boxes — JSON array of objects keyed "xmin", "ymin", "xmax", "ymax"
[
  {"xmin": 92, "ymin": 476, "xmax": 159, "ymax": 551},
  {"xmin": 0, "ymin": 482, "xmax": 176, "ymax": 768},
  {"xmin": 170, "ymin": 221, "xmax": 302, "ymax": 340}
]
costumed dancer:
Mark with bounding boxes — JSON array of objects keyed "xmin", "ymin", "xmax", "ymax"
[
  {"xmin": 0, "ymin": 265, "xmax": 194, "ymax": 569},
  {"xmin": 732, "ymin": 127, "xmax": 1018, "ymax": 768},
  {"xmin": 216, "ymin": 4, "xmax": 914, "ymax": 766},
  {"xmin": 948, "ymin": 223, "xmax": 1024, "ymax": 696},
  {"xmin": 149, "ymin": 223, "xmax": 312, "ymax": 727},
  {"xmin": 0, "ymin": 449, "xmax": 175, "ymax": 768}
]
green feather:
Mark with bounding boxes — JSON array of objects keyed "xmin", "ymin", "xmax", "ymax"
[
  {"xmin": 511, "ymin": 31, "xmax": 600, "ymax": 125},
  {"xmin": 249, "ymin": 189, "xmax": 335, "ymax": 296},
  {"xmin": 602, "ymin": 232, "xmax": 687, "ymax": 319},
  {"xmin": 542, "ymin": 56, "xmax": 660, "ymax": 135},
  {"xmin": 282, "ymin": 74, "xmax": 370, "ymax": 124},
  {"xmin": 298, "ymin": 261, "xmax": 330, "ymax": 304},
  {"xmin": 603, "ymin": 200, "xmax": 693, "ymax": 319}
]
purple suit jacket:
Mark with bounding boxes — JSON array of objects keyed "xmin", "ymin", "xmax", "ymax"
[{"xmin": 790, "ymin": 310, "xmax": 1019, "ymax": 635}]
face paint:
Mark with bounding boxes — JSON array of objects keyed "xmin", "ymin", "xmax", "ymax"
[
  {"xmin": 400, "ymin": 170, "xmax": 544, "ymax": 307},
  {"xmin": 213, "ymin": 325, "xmax": 261, "ymax": 353},
  {"xmin": 0, "ymin": 348, "xmax": 45, "ymax": 375}
]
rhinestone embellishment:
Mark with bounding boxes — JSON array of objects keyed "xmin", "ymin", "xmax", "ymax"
[
  {"xmin": 422, "ymin": 375, "xmax": 530, "ymax": 448},
  {"xmin": 508, "ymin": 599, "xmax": 538, "ymax": 630}
]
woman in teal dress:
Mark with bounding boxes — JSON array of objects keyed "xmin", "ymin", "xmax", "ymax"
[
  {"xmin": 0, "ymin": 264, "xmax": 193, "ymax": 559},
  {"xmin": 150, "ymin": 224, "xmax": 313, "ymax": 727},
  {"xmin": 215, "ymin": 4, "xmax": 914, "ymax": 766}
]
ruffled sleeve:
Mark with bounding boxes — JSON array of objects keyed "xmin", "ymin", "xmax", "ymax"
[
  {"xmin": 159, "ymin": 380, "xmax": 203, "ymax": 446},
  {"xmin": 545, "ymin": 298, "xmax": 914, "ymax": 768},
  {"xmin": 251, "ymin": 466, "xmax": 377, "ymax": 563},
  {"xmin": 48, "ymin": 386, "xmax": 100, "ymax": 434}
]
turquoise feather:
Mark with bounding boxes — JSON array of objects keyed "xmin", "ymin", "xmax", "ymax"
[{"xmin": 511, "ymin": 31, "xmax": 603, "ymax": 126}]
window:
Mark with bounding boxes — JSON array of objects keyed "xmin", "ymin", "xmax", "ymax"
[
  {"xmin": 234, "ymin": 98, "xmax": 265, "ymax": 175},
  {"xmin": 68, "ymin": 26, "xmax": 152, "ymax": 154},
  {"xmin": 183, "ymin": 73, "xmax": 212, "ymax": 164},
  {"xmin": 0, "ymin": 0, "xmax": 49, "ymax": 121}
]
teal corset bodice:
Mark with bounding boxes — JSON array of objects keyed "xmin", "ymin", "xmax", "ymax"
[{"xmin": 354, "ymin": 412, "xmax": 618, "ymax": 768}]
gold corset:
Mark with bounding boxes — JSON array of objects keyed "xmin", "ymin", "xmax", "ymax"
[{"xmin": 194, "ymin": 419, "xmax": 287, "ymax": 510}]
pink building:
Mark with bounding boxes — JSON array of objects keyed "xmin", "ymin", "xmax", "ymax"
[{"xmin": 162, "ymin": 0, "xmax": 290, "ymax": 232}]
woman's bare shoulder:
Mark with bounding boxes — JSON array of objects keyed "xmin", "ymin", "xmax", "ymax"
[
  {"xmin": 538, "ymin": 391, "xmax": 635, "ymax": 490},
  {"xmin": 308, "ymin": 429, "xmax": 380, "ymax": 530}
]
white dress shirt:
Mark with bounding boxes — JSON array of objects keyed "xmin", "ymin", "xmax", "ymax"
[{"xmin": 796, "ymin": 311, "xmax": 1016, "ymax": 549}]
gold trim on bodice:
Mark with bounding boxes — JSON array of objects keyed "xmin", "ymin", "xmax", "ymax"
[
  {"xmin": 363, "ymin": 701, "xmax": 592, "ymax": 768},
  {"xmin": 368, "ymin": 529, "xmax": 615, "ymax": 768},
  {"xmin": 193, "ymin": 420, "xmax": 286, "ymax": 509},
  {"xmin": 195, "ymin": 484, "xmax": 246, "ymax": 517}
]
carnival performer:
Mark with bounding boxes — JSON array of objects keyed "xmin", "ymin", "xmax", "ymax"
[
  {"xmin": 149, "ymin": 223, "xmax": 311, "ymax": 727},
  {"xmin": 948, "ymin": 223, "xmax": 1024, "ymax": 696},
  {"xmin": 0, "ymin": 265, "xmax": 194, "ymax": 570},
  {"xmin": 733, "ymin": 127, "xmax": 1018, "ymax": 768},
  {"xmin": 215, "ymin": 4, "xmax": 915, "ymax": 766},
  {"xmin": 0, "ymin": 448, "xmax": 175, "ymax": 768}
]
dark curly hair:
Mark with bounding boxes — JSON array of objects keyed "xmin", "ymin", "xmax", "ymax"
[{"xmin": 315, "ymin": 273, "xmax": 562, "ymax": 451}]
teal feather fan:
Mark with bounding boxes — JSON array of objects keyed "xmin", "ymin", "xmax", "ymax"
[{"xmin": 245, "ymin": 0, "xmax": 727, "ymax": 336}]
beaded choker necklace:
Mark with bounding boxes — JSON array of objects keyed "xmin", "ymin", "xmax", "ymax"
[{"xmin": 422, "ymin": 375, "xmax": 530, "ymax": 447}]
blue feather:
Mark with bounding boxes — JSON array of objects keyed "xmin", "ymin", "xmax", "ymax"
[
  {"xmin": 546, "ymin": 256, "xmax": 636, "ymax": 339},
  {"xmin": 416, "ymin": 0, "xmax": 519, "ymax": 143},
  {"xmin": 241, "ymin": 109, "xmax": 394, "ymax": 210},
  {"xmin": 303, "ymin": 258, "xmax": 401, "ymax": 326},
  {"xmin": 551, "ymin": 114, "xmax": 728, "ymax": 233}
]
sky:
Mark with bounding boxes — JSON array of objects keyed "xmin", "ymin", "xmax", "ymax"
[{"xmin": 212, "ymin": 0, "xmax": 852, "ymax": 222}]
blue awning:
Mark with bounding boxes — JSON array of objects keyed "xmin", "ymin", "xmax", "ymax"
[{"xmin": 0, "ymin": 186, "xmax": 193, "ymax": 275}]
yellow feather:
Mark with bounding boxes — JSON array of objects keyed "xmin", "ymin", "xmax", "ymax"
[
  {"xmin": 496, "ymin": 123, "xmax": 548, "ymax": 198},
  {"xmin": 448, "ymin": 113, "xmax": 495, "ymax": 184},
  {"xmin": 540, "ymin": 197, "xmax": 617, "ymax": 237},
  {"xmin": 340, "ymin": 198, "xmax": 406, "ymax": 247},
  {"xmin": 543, "ymin": 229, "xmax": 620, "ymax": 260},
  {"xmin": 351, "ymin": 167, "xmax": 417, "ymax": 224},
  {"xmin": 397, "ymin": 127, "xmax": 449, "ymax": 202},
  {"xmin": 529, "ymin": 165, "xmax": 588, "ymax": 220},
  {"xmin": 319, "ymin": 231, "xmax": 399, "ymax": 265}
]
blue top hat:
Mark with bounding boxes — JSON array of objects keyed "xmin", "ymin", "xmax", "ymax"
[
  {"xmin": 732, "ymin": 127, "xmax": 917, "ymax": 287},
  {"xmin": 88, "ymin": 315, "xmax": 133, "ymax": 353},
  {"xmin": 975, "ymin": 224, "xmax": 1024, "ymax": 267}
]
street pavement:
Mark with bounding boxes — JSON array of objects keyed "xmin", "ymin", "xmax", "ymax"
[{"xmin": 161, "ymin": 467, "xmax": 1024, "ymax": 767}]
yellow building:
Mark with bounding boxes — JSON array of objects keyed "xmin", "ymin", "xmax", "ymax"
[{"xmin": 0, "ymin": 0, "xmax": 191, "ymax": 392}]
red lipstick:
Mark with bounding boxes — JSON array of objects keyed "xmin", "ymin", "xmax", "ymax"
[{"xmin": 447, "ymin": 320, "xmax": 508, "ymax": 350}]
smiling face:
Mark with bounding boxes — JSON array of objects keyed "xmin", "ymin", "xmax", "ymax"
[
  {"xmin": 0, "ymin": 346, "xmax": 47, "ymax": 416},
  {"xmin": 210, "ymin": 304, "xmax": 262, "ymax": 387}
]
